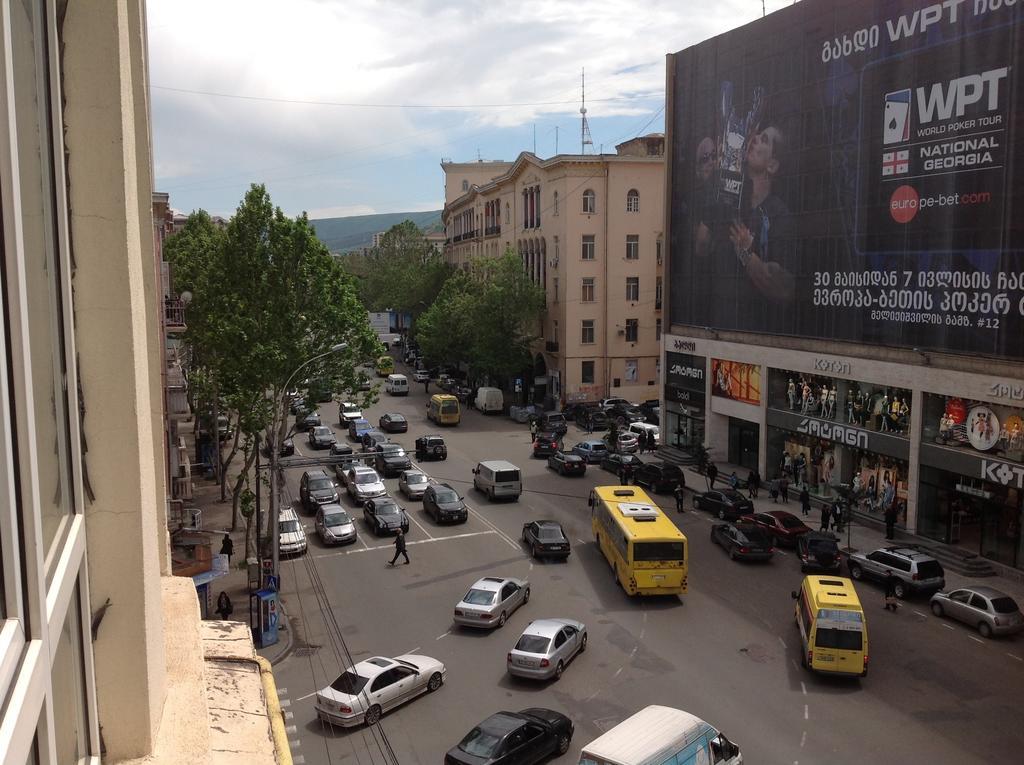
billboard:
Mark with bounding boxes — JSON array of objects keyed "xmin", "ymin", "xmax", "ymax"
[
  {"xmin": 668, "ymin": 0, "xmax": 1024, "ymax": 359},
  {"xmin": 711, "ymin": 359, "xmax": 761, "ymax": 405}
]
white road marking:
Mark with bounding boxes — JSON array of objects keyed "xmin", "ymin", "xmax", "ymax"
[
  {"xmin": 778, "ymin": 636, "xmax": 787, "ymax": 649},
  {"xmin": 295, "ymin": 690, "xmax": 317, "ymax": 702},
  {"xmin": 406, "ymin": 509, "xmax": 435, "ymax": 540},
  {"xmin": 800, "ymin": 731, "xmax": 807, "ymax": 748},
  {"xmin": 1008, "ymin": 654, "xmax": 1022, "ymax": 662},
  {"xmin": 775, "ymin": 549, "xmax": 787, "ymax": 556},
  {"xmin": 313, "ymin": 530, "xmax": 499, "ymax": 558},
  {"xmin": 791, "ymin": 659, "xmax": 799, "ymax": 671},
  {"xmin": 913, "ymin": 610, "xmax": 927, "ymax": 618},
  {"xmin": 465, "ymin": 505, "xmax": 521, "ymax": 550},
  {"xmin": 577, "ymin": 538, "xmax": 586, "ymax": 544},
  {"xmin": 585, "ymin": 690, "xmax": 600, "ymax": 702},
  {"xmin": 804, "ymin": 704, "xmax": 809, "ymax": 720},
  {"xmin": 629, "ymin": 647, "xmax": 637, "ymax": 658},
  {"xmin": 800, "ymin": 681, "xmax": 807, "ymax": 696},
  {"xmin": 436, "ymin": 630, "xmax": 451, "ymax": 640},
  {"xmin": 613, "ymin": 667, "xmax": 623, "ymax": 678},
  {"xmin": 642, "ymin": 611, "xmax": 648, "ymax": 624},
  {"xmin": 639, "ymin": 627, "xmax": 645, "ymax": 640},
  {"xmin": 969, "ymin": 635, "xmax": 984, "ymax": 644},
  {"xmin": 942, "ymin": 623, "xmax": 955, "ymax": 631},
  {"xmin": 405, "ymin": 646, "xmax": 421, "ymax": 655}
]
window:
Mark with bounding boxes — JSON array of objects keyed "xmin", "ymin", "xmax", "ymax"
[
  {"xmin": 655, "ymin": 276, "xmax": 663, "ymax": 309},
  {"xmin": 582, "ymin": 189, "xmax": 596, "ymax": 214},
  {"xmin": 581, "ymin": 234, "xmax": 595, "ymax": 260},
  {"xmin": 582, "ymin": 361, "xmax": 595, "ymax": 384},
  {"xmin": 625, "ymin": 359, "xmax": 639, "ymax": 382},
  {"xmin": 581, "ymin": 320, "xmax": 595, "ymax": 344},
  {"xmin": 505, "ymin": 202, "xmax": 510, "ymax": 224},
  {"xmin": 553, "ymin": 191, "xmax": 559, "ymax": 216},
  {"xmin": 581, "ymin": 278, "xmax": 595, "ymax": 303},
  {"xmin": 626, "ymin": 189, "xmax": 639, "ymax": 212},
  {"xmin": 552, "ymin": 277, "xmax": 558, "ymax": 302},
  {"xmin": 656, "ymin": 318, "xmax": 662, "ymax": 341},
  {"xmin": 625, "ymin": 234, "xmax": 639, "ymax": 260},
  {"xmin": 625, "ymin": 319, "xmax": 639, "ymax": 342},
  {"xmin": 656, "ymin": 237, "xmax": 663, "ymax": 264},
  {"xmin": 625, "ymin": 277, "xmax": 639, "ymax": 302}
]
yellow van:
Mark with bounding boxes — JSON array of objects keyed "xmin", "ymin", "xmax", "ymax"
[
  {"xmin": 792, "ymin": 576, "xmax": 868, "ymax": 677},
  {"xmin": 427, "ymin": 394, "xmax": 461, "ymax": 426},
  {"xmin": 375, "ymin": 355, "xmax": 394, "ymax": 377}
]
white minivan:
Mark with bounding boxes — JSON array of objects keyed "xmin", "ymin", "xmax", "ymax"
[
  {"xmin": 474, "ymin": 386, "xmax": 504, "ymax": 414},
  {"xmin": 472, "ymin": 460, "xmax": 522, "ymax": 501},
  {"xmin": 385, "ymin": 373, "xmax": 409, "ymax": 396}
]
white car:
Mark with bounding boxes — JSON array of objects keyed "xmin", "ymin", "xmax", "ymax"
[
  {"xmin": 628, "ymin": 422, "xmax": 659, "ymax": 444},
  {"xmin": 454, "ymin": 576, "xmax": 530, "ymax": 629},
  {"xmin": 346, "ymin": 466, "xmax": 386, "ymax": 505},
  {"xmin": 315, "ymin": 654, "xmax": 446, "ymax": 727},
  {"xmin": 614, "ymin": 432, "xmax": 639, "ymax": 454},
  {"xmin": 507, "ymin": 618, "xmax": 587, "ymax": 681},
  {"xmin": 339, "ymin": 401, "xmax": 362, "ymax": 424},
  {"xmin": 413, "ymin": 369, "xmax": 430, "ymax": 383}
]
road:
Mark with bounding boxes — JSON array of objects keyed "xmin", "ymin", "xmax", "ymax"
[{"xmin": 270, "ymin": 372, "xmax": 1024, "ymax": 765}]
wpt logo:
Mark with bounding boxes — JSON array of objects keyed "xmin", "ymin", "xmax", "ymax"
[
  {"xmin": 797, "ymin": 418, "xmax": 869, "ymax": 448},
  {"xmin": 981, "ymin": 460, "xmax": 1024, "ymax": 489},
  {"xmin": 916, "ymin": 67, "xmax": 1008, "ymax": 124}
]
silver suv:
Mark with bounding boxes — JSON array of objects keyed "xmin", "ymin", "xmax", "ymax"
[{"xmin": 846, "ymin": 546, "xmax": 945, "ymax": 598}]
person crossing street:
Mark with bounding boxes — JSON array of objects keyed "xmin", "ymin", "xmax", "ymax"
[{"xmin": 388, "ymin": 529, "xmax": 410, "ymax": 566}]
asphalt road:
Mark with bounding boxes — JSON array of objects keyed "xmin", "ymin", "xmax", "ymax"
[{"xmin": 271, "ymin": 374, "xmax": 1024, "ymax": 765}]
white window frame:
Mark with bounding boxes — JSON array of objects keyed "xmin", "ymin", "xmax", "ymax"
[
  {"xmin": 625, "ymin": 277, "xmax": 639, "ymax": 302},
  {"xmin": 581, "ymin": 235, "xmax": 595, "ymax": 261},
  {"xmin": 581, "ymin": 320, "xmax": 595, "ymax": 345},
  {"xmin": 582, "ymin": 189, "xmax": 596, "ymax": 214},
  {"xmin": 626, "ymin": 189, "xmax": 639, "ymax": 212},
  {"xmin": 625, "ymin": 234, "xmax": 639, "ymax": 260},
  {"xmin": 581, "ymin": 277, "xmax": 595, "ymax": 303}
]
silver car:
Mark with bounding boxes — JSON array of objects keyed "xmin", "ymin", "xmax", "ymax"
[
  {"xmin": 315, "ymin": 654, "xmax": 446, "ymax": 727},
  {"xmin": 507, "ymin": 619, "xmax": 587, "ymax": 681},
  {"xmin": 315, "ymin": 504, "xmax": 356, "ymax": 546},
  {"xmin": 453, "ymin": 576, "xmax": 530, "ymax": 629},
  {"xmin": 571, "ymin": 439, "xmax": 609, "ymax": 464},
  {"xmin": 930, "ymin": 586, "xmax": 1024, "ymax": 638},
  {"xmin": 346, "ymin": 466, "xmax": 386, "ymax": 505},
  {"xmin": 399, "ymin": 470, "xmax": 429, "ymax": 500}
]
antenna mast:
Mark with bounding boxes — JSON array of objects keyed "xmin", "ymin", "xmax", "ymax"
[{"xmin": 580, "ymin": 68, "xmax": 593, "ymax": 154}]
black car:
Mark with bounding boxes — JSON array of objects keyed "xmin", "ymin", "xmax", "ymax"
[
  {"xmin": 575, "ymin": 408, "xmax": 609, "ymax": 431},
  {"xmin": 797, "ymin": 531, "xmax": 842, "ymax": 573},
  {"xmin": 375, "ymin": 443, "xmax": 412, "ymax": 477},
  {"xmin": 638, "ymin": 399, "xmax": 660, "ymax": 425},
  {"xmin": 529, "ymin": 412, "xmax": 568, "ymax": 436},
  {"xmin": 415, "ymin": 434, "xmax": 448, "ymax": 461},
  {"xmin": 308, "ymin": 425, "xmax": 336, "ymax": 450},
  {"xmin": 296, "ymin": 409, "xmax": 321, "ymax": 431},
  {"xmin": 423, "ymin": 483, "xmax": 468, "ymax": 524},
  {"xmin": 560, "ymin": 402, "xmax": 593, "ymax": 421},
  {"xmin": 693, "ymin": 489, "xmax": 754, "ymax": 520},
  {"xmin": 711, "ymin": 522, "xmax": 775, "ymax": 561},
  {"xmin": 363, "ymin": 497, "xmax": 410, "ymax": 536},
  {"xmin": 599, "ymin": 452, "xmax": 644, "ymax": 474},
  {"xmin": 329, "ymin": 441, "xmax": 353, "ymax": 457},
  {"xmin": 299, "ymin": 469, "xmax": 340, "ymax": 513},
  {"xmin": 633, "ymin": 462, "xmax": 683, "ymax": 494},
  {"xmin": 521, "ymin": 521, "xmax": 571, "ymax": 559},
  {"xmin": 547, "ymin": 451, "xmax": 586, "ymax": 476},
  {"xmin": 606, "ymin": 403, "xmax": 645, "ymax": 426},
  {"xmin": 379, "ymin": 412, "xmax": 408, "ymax": 433},
  {"xmin": 445, "ymin": 708, "xmax": 573, "ymax": 765},
  {"xmin": 362, "ymin": 430, "xmax": 390, "ymax": 450},
  {"xmin": 531, "ymin": 431, "xmax": 562, "ymax": 458}
]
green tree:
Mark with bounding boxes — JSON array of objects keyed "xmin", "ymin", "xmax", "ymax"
[{"xmin": 415, "ymin": 269, "xmax": 475, "ymax": 367}]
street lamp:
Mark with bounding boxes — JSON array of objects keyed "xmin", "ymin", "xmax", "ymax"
[{"xmin": 268, "ymin": 342, "xmax": 348, "ymax": 584}]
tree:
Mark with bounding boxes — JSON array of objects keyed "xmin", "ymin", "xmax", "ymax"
[{"xmin": 415, "ymin": 270, "xmax": 475, "ymax": 367}]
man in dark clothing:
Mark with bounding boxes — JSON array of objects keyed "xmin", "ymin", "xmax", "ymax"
[
  {"xmin": 883, "ymin": 570, "xmax": 900, "ymax": 611},
  {"xmin": 674, "ymin": 481, "xmax": 687, "ymax": 513},
  {"xmin": 388, "ymin": 529, "xmax": 410, "ymax": 565},
  {"xmin": 706, "ymin": 462, "xmax": 718, "ymax": 490},
  {"xmin": 884, "ymin": 503, "xmax": 898, "ymax": 540},
  {"xmin": 820, "ymin": 504, "xmax": 831, "ymax": 532},
  {"xmin": 832, "ymin": 501, "xmax": 844, "ymax": 533},
  {"xmin": 423, "ymin": 380, "xmax": 430, "ymax": 394},
  {"xmin": 220, "ymin": 533, "xmax": 234, "ymax": 566},
  {"xmin": 619, "ymin": 465, "xmax": 630, "ymax": 486},
  {"xmin": 646, "ymin": 430, "xmax": 657, "ymax": 454},
  {"xmin": 779, "ymin": 476, "xmax": 790, "ymax": 503},
  {"xmin": 799, "ymin": 486, "xmax": 811, "ymax": 517},
  {"xmin": 215, "ymin": 591, "xmax": 234, "ymax": 620}
]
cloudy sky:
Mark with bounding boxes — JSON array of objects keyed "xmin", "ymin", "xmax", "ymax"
[{"xmin": 149, "ymin": 0, "xmax": 797, "ymax": 220}]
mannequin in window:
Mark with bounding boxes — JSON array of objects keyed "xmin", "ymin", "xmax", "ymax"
[
  {"xmin": 787, "ymin": 378, "xmax": 797, "ymax": 410},
  {"xmin": 826, "ymin": 386, "xmax": 837, "ymax": 419},
  {"xmin": 819, "ymin": 385, "xmax": 829, "ymax": 416},
  {"xmin": 877, "ymin": 394, "xmax": 890, "ymax": 431},
  {"xmin": 801, "ymin": 381, "xmax": 812, "ymax": 414}
]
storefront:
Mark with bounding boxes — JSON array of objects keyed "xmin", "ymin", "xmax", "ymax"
[
  {"xmin": 711, "ymin": 358, "xmax": 762, "ymax": 472},
  {"xmin": 664, "ymin": 351, "xmax": 706, "ymax": 452}
]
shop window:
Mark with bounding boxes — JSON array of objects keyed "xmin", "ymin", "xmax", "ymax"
[{"xmin": 921, "ymin": 392, "xmax": 1024, "ymax": 460}]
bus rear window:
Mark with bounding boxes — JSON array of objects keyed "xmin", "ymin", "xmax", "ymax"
[
  {"xmin": 440, "ymin": 402, "xmax": 459, "ymax": 413},
  {"xmin": 814, "ymin": 628, "xmax": 863, "ymax": 651},
  {"xmin": 495, "ymin": 470, "xmax": 520, "ymax": 482},
  {"xmin": 633, "ymin": 541, "xmax": 684, "ymax": 562}
]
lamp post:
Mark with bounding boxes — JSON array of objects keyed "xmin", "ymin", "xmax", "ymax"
[{"xmin": 269, "ymin": 342, "xmax": 348, "ymax": 584}]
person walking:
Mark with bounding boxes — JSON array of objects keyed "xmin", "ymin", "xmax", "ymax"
[
  {"xmin": 820, "ymin": 503, "xmax": 831, "ymax": 532},
  {"xmin": 884, "ymin": 502, "xmax": 898, "ymax": 540},
  {"xmin": 423, "ymin": 379, "xmax": 430, "ymax": 395},
  {"xmin": 706, "ymin": 462, "xmax": 718, "ymax": 490},
  {"xmin": 746, "ymin": 470, "xmax": 756, "ymax": 499},
  {"xmin": 728, "ymin": 471, "xmax": 739, "ymax": 491},
  {"xmin": 779, "ymin": 475, "xmax": 790, "ymax": 503},
  {"xmin": 215, "ymin": 591, "xmax": 234, "ymax": 620},
  {"xmin": 529, "ymin": 419, "xmax": 538, "ymax": 439},
  {"xmin": 674, "ymin": 480, "xmax": 687, "ymax": 513},
  {"xmin": 219, "ymin": 533, "xmax": 234, "ymax": 566},
  {"xmin": 883, "ymin": 570, "xmax": 899, "ymax": 611},
  {"xmin": 752, "ymin": 470, "xmax": 761, "ymax": 498},
  {"xmin": 637, "ymin": 433, "xmax": 646, "ymax": 455},
  {"xmin": 769, "ymin": 476, "xmax": 779, "ymax": 503},
  {"xmin": 388, "ymin": 529, "xmax": 410, "ymax": 566},
  {"xmin": 832, "ymin": 501, "xmax": 844, "ymax": 533},
  {"xmin": 646, "ymin": 430, "xmax": 657, "ymax": 455},
  {"xmin": 799, "ymin": 486, "xmax": 811, "ymax": 517},
  {"xmin": 619, "ymin": 464, "xmax": 629, "ymax": 486}
]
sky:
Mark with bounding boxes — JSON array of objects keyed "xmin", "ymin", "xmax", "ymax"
[{"xmin": 149, "ymin": 0, "xmax": 798, "ymax": 220}]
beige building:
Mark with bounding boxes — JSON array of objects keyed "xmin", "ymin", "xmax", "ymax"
[{"xmin": 441, "ymin": 137, "xmax": 665, "ymax": 405}]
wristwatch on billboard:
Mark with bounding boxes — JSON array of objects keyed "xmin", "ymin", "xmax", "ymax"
[{"xmin": 736, "ymin": 246, "xmax": 754, "ymax": 268}]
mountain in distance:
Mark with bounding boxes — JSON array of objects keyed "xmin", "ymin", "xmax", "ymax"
[{"xmin": 311, "ymin": 210, "xmax": 441, "ymax": 253}]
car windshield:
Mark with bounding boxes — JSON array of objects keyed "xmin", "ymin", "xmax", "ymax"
[
  {"xmin": 279, "ymin": 520, "xmax": 301, "ymax": 533},
  {"xmin": 780, "ymin": 515, "xmax": 805, "ymax": 528},
  {"xmin": 991, "ymin": 596, "xmax": 1019, "ymax": 614},
  {"xmin": 375, "ymin": 502, "xmax": 399, "ymax": 515},
  {"xmin": 916, "ymin": 561, "xmax": 944, "ymax": 579},
  {"xmin": 633, "ymin": 541, "xmax": 684, "ymax": 562},
  {"xmin": 390, "ymin": 415, "xmax": 406, "ymax": 422},
  {"xmin": 313, "ymin": 427, "xmax": 332, "ymax": 436},
  {"xmin": 458, "ymin": 726, "xmax": 503, "ymax": 758},
  {"xmin": 737, "ymin": 528, "xmax": 771, "ymax": 545},
  {"xmin": 463, "ymin": 589, "xmax": 496, "ymax": 606},
  {"xmin": 514, "ymin": 635, "xmax": 551, "ymax": 654},
  {"xmin": 324, "ymin": 511, "xmax": 349, "ymax": 527},
  {"xmin": 722, "ymin": 490, "xmax": 745, "ymax": 502},
  {"xmin": 435, "ymin": 489, "xmax": 459, "ymax": 503},
  {"xmin": 382, "ymin": 446, "xmax": 406, "ymax": 457},
  {"xmin": 354, "ymin": 472, "xmax": 379, "ymax": 485},
  {"xmin": 538, "ymin": 527, "xmax": 565, "ymax": 541},
  {"xmin": 546, "ymin": 415, "xmax": 565, "ymax": 424},
  {"xmin": 343, "ymin": 404, "xmax": 359, "ymax": 413},
  {"xmin": 406, "ymin": 473, "xmax": 428, "ymax": 485},
  {"xmin": 309, "ymin": 479, "xmax": 333, "ymax": 492},
  {"xmin": 590, "ymin": 443, "xmax": 608, "ymax": 452},
  {"xmin": 329, "ymin": 671, "xmax": 368, "ymax": 695}
]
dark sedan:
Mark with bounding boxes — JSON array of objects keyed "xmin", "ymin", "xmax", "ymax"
[
  {"xmin": 693, "ymin": 489, "xmax": 754, "ymax": 520},
  {"xmin": 547, "ymin": 451, "xmax": 586, "ymax": 476},
  {"xmin": 445, "ymin": 708, "xmax": 573, "ymax": 765},
  {"xmin": 363, "ymin": 497, "xmax": 410, "ymax": 536},
  {"xmin": 379, "ymin": 412, "xmax": 408, "ymax": 433},
  {"xmin": 633, "ymin": 462, "xmax": 683, "ymax": 494},
  {"xmin": 599, "ymin": 452, "xmax": 644, "ymax": 475},
  {"xmin": 297, "ymin": 410, "xmax": 321, "ymax": 431},
  {"xmin": 575, "ymin": 409, "xmax": 609, "ymax": 431},
  {"xmin": 522, "ymin": 521, "xmax": 571, "ymax": 560},
  {"xmin": 531, "ymin": 432, "xmax": 561, "ymax": 458},
  {"xmin": 308, "ymin": 425, "xmax": 336, "ymax": 450},
  {"xmin": 375, "ymin": 444, "xmax": 412, "ymax": 477},
  {"xmin": 711, "ymin": 522, "xmax": 775, "ymax": 561},
  {"xmin": 796, "ymin": 532, "xmax": 842, "ymax": 573},
  {"xmin": 423, "ymin": 483, "xmax": 468, "ymax": 524},
  {"xmin": 740, "ymin": 510, "xmax": 812, "ymax": 547},
  {"xmin": 606, "ymin": 403, "xmax": 645, "ymax": 426}
]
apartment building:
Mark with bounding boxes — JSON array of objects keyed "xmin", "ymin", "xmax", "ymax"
[{"xmin": 441, "ymin": 136, "xmax": 665, "ymax": 405}]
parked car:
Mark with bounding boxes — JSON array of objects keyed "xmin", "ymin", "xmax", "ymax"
[
  {"xmin": 633, "ymin": 462, "xmax": 683, "ymax": 493},
  {"xmin": 575, "ymin": 408, "xmax": 609, "ymax": 431},
  {"xmin": 339, "ymin": 401, "xmax": 362, "ymax": 424},
  {"xmin": 930, "ymin": 586, "xmax": 1024, "ymax": 638},
  {"xmin": 278, "ymin": 508, "xmax": 307, "ymax": 556},
  {"xmin": 379, "ymin": 412, "xmax": 408, "ymax": 433},
  {"xmin": 711, "ymin": 522, "xmax": 775, "ymax": 561},
  {"xmin": 453, "ymin": 576, "xmax": 530, "ymax": 629},
  {"xmin": 693, "ymin": 489, "xmax": 754, "ymax": 520},
  {"xmin": 547, "ymin": 451, "xmax": 586, "ymax": 476},
  {"xmin": 612, "ymin": 432, "xmax": 639, "ymax": 454},
  {"xmin": 571, "ymin": 439, "xmax": 609, "ymax": 464},
  {"xmin": 315, "ymin": 654, "xmax": 445, "ymax": 728},
  {"xmin": 345, "ymin": 466, "xmax": 387, "ymax": 505},
  {"xmin": 315, "ymin": 504, "xmax": 356, "ymax": 546},
  {"xmin": 363, "ymin": 497, "xmax": 410, "ymax": 536},
  {"xmin": 531, "ymin": 431, "xmax": 562, "ymax": 459},
  {"xmin": 599, "ymin": 452, "xmax": 644, "ymax": 475},
  {"xmin": 606, "ymin": 403, "xmax": 645, "ymax": 426},
  {"xmin": 445, "ymin": 708, "xmax": 573, "ymax": 765},
  {"xmin": 399, "ymin": 470, "xmax": 429, "ymax": 500},
  {"xmin": 796, "ymin": 531, "xmax": 842, "ymax": 573},
  {"xmin": 277, "ymin": 438, "xmax": 295, "ymax": 457},
  {"xmin": 374, "ymin": 443, "xmax": 411, "ymax": 477},
  {"xmin": 521, "ymin": 520, "xmax": 571, "ymax": 560},
  {"xmin": 423, "ymin": 483, "xmax": 468, "ymax": 524},
  {"xmin": 415, "ymin": 434, "xmax": 448, "ymax": 461},
  {"xmin": 413, "ymin": 369, "xmax": 430, "ymax": 383},
  {"xmin": 362, "ymin": 430, "xmax": 390, "ymax": 450},
  {"xmin": 599, "ymin": 397, "xmax": 631, "ymax": 412},
  {"xmin": 507, "ymin": 619, "xmax": 587, "ymax": 681},
  {"xmin": 627, "ymin": 421, "xmax": 659, "ymax": 446},
  {"xmin": 740, "ymin": 510, "xmax": 812, "ymax": 547},
  {"xmin": 639, "ymin": 399, "xmax": 660, "ymax": 425},
  {"xmin": 329, "ymin": 441, "xmax": 353, "ymax": 457},
  {"xmin": 308, "ymin": 425, "xmax": 337, "ymax": 450},
  {"xmin": 289, "ymin": 395, "xmax": 308, "ymax": 415},
  {"xmin": 846, "ymin": 546, "xmax": 945, "ymax": 598},
  {"xmin": 300, "ymin": 469, "xmax": 340, "ymax": 513},
  {"xmin": 348, "ymin": 418, "xmax": 373, "ymax": 441},
  {"xmin": 297, "ymin": 409, "xmax": 321, "ymax": 431},
  {"xmin": 529, "ymin": 412, "xmax": 568, "ymax": 436}
]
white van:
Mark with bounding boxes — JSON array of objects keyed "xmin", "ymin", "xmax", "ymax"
[
  {"xmin": 472, "ymin": 460, "xmax": 522, "ymax": 501},
  {"xmin": 385, "ymin": 373, "xmax": 409, "ymax": 396},
  {"xmin": 474, "ymin": 386, "xmax": 504, "ymax": 414},
  {"xmin": 278, "ymin": 508, "xmax": 307, "ymax": 556},
  {"xmin": 627, "ymin": 421, "xmax": 659, "ymax": 444},
  {"xmin": 578, "ymin": 705, "xmax": 742, "ymax": 765}
]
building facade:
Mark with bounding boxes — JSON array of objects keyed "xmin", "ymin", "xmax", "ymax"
[{"xmin": 442, "ymin": 137, "xmax": 665, "ymax": 405}]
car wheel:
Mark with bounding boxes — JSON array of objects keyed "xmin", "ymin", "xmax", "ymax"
[
  {"xmin": 893, "ymin": 581, "xmax": 906, "ymax": 599},
  {"xmin": 364, "ymin": 705, "xmax": 382, "ymax": 726},
  {"xmin": 931, "ymin": 601, "xmax": 944, "ymax": 617},
  {"xmin": 427, "ymin": 672, "xmax": 443, "ymax": 692},
  {"xmin": 848, "ymin": 562, "xmax": 863, "ymax": 580},
  {"xmin": 579, "ymin": 633, "xmax": 588, "ymax": 652},
  {"xmin": 557, "ymin": 733, "xmax": 571, "ymax": 755},
  {"xmin": 498, "ymin": 611, "xmax": 507, "ymax": 628},
  {"xmin": 718, "ymin": 508, "xmax": 726, "ymax": 520},
  {"xmin": 693, "ymin": 496, "xmax": 700, "ymax": 510},
  {"xmin": 554, "ymin": 660, "xmax": 564, "ymax": 680},
  {"xmin": 979, "ymin": 621, "xmax": 993, "ymax": 639}
]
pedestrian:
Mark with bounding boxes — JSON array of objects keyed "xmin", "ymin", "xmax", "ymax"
[
  {"xmin": 619, "ymin": 465, "xmax": 629, "ymax": 486},
  {"xmin": 820, "ymin": 503, "xmax": 831, "ymax": 532},
  {"xmin": 884, "ymin": 502, "xmax": 897, "ymax": 540},
  {"xmin": 586, "ymin": 415, "xmax": 594, "ymax": 435},
  {"xmin": 423, "ymin": 380, "xmax": 429, "ymax": 394},
  {"xmin": 746, "ymin": 470, "xmax": 756, "ymax": 499},
  {"xmin": 637, "ymin": 433, "xmax": 646, "ymax": 455},
  {"xmin": 388, "ymin": 529, "xmax": 410, "ymax": 566},
  {"xmin": 728, "ymin": 471, "xmax": 739, "ymax": 491},
  {"xmin": 674, "ymin": 480, "xmax": 687, "ymax": 513},
  {"xmin": 530, "ymin": 419, "xmax": 538, "ymax": 439},
  {"xmin": 215, "ymin": 591, "xmax": 234, "ymax": 620},
  {"xmin": 832, "ymin": 501, "xmax": 843, "ymax": 533},
  {"xmin": 769, "ymin": 477, "xmax": 779, "ymax": 503},
  {"xmin": 883, "ymin": 569, "xmax": 899, "ymax": 611},
  {"xmin": 220, "ymin": 533, "xmax": 234, "ymax": 566},
  {"xmin": 780, "ymin": 476, "xmax": 790, "ymax": 503},
  {"xmin": 706, "ymin": 462, "xmax": 718, "ymax": 490},
  {"xmin": 750, "ymin": 470, "xmax": 760, "ymax": 498},
  {"xmin": 799, "ymin": 486, "xmax": 811, "ymax": 517},
  {"xmin": 646, "ymin": 429, "xmax": 657, "ymax": 454}
]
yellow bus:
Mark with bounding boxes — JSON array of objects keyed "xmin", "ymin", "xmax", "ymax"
[
  {"xmin": 792, "ymin": 575, "xmax": 869, "ymax": 677},
  {"xmin": 428, "ymin": 394, "xmax": 461, "ymax": 426},
  {"xmin": 589, "ymin": 486, "xmax": 687, "ymax": 596},
  {"xmin": 375, "ymin": 355, "xmax": 394, "ymax": 376}
]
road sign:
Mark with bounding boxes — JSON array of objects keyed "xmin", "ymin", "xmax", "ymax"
[{"xmin": 265, "ymin": 574, "xmax": 280, "ymax": 591}]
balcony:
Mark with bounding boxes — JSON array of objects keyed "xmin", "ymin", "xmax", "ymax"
[
  {"xmin": 545, "ymin": 340, "xmax": 559, "ymax": 353},
  {"xmin": 485, "ymin": 225, "xmax": 501, "ymax": 237},
  {"xmin": 165, "ymin": 297, "xmax": 187, "ymax": 331}
]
